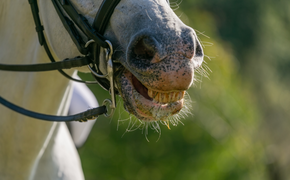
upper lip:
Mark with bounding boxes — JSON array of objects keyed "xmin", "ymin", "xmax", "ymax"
[
  {"xmin": 131, "ymin": 72, "xmax": 185, "ymax": 104},
  {"xmin": 132, "ymin": 71, "xmax": 185, "ymax": 104},
  {"xmin": 120, "ymin": 69, "xmax": 185, "ymax": 121}
]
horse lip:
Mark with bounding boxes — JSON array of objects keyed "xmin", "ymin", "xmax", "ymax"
[
  {"xmin": 120, "ymin": 69, "xmax": 184, "ymax": 120},
  {"xmin": 130, "ymin": 71, "xmax": 186, "ymax": 104},
  {"xmin": 133, "ymin": 88, "xmax": 184, "ymax": 121},
  {"xmin": 132, "ymin": 74, "xmax": 152, "ymax": 101}
]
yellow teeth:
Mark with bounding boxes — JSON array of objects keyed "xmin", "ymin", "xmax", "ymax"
[{"xmin": 148, "ymin": 89, "xmax": 185, "ymax": 103}]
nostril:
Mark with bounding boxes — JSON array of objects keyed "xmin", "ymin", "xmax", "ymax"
[
  {"xmin": 195, "ymin": 39, "xmax": 203, "ymax": 57},
  {"xmin": 192, "ymin": 38, "xmax": 204, "ymax": 68},
  {"xmin": 133, "ymin": 37, "xmax": 155, "ymax": 61}
]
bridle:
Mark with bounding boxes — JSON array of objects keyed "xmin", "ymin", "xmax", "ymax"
[
  {"xmin": 0, "ymin": 0, "xmax": 121, "ymax": 122},
  {"xmin": 0, "ymin": 0, "xmax": 170, "ymax": 122}
]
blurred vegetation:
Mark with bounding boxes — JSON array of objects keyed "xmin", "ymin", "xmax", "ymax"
[{"xmin": 78, "ymin": 0, "xmax": 290, "ymax": 179}]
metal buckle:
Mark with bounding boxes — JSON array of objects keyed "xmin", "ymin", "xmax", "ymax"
[
  {"xmin": 85, "ymin": 39, "xmax": 95, "ymax": 48},
  {"xmin": 87, "ymin": 40, "xmax": 116, "ymax": 117}
]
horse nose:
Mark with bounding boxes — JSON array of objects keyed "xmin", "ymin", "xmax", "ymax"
[
  {"xmin": 129, "ymin": 35, "xmax": 160, "ymax": 65},
  {"xmin": 126, "ymin": 30, "xmax": 203, "ymax": 91},
  {"xmin": 128, "ymin": 29, "xmax": 203, "ymax": 67}
]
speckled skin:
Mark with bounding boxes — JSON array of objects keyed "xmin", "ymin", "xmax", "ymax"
[
  {"xmin": 42, "ymin": 0, "xmax": 204, "ymax": 121},
  {"xmin": 108, "ymin": 0, "xmax": 204, "ymax": 121},
  {"xmin": 0, "ymin": 0, "xmax": 202, "ymax": 179}
]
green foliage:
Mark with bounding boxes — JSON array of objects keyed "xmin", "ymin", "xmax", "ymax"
[
  {"xmin": 78, "ymin": 38, "xmax": 267, "ymax": 179},
  {"xmin": 78, "ymin": 0, "xmax": 290, "ymax": 179}
]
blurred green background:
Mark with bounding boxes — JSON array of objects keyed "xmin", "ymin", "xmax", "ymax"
[{"xmin": 78, "ymin": 0, "xmax": 290, "ymax": 179}]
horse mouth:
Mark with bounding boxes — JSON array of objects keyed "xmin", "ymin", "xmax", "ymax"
[
  {"xmin": 117, "ymin": 69, "xmax": 185, "ymax": 121},
  {"xmin": 132, "ymin": 74, "xmax": 185, "ymax": 103}
]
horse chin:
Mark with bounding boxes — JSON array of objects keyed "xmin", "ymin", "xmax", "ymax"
[{"xmin": 116, "ymin": 69, "xmax": 185, "ymax": 122}]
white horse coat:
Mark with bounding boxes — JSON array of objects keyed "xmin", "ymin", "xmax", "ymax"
[
  {"xmin": 0, "ymin": 0, "xmax": 203, "ymax": 179},
  {"xmin": 0, "ymin": 1, "xmax": 87, "ymax": 179},
  {"xmin": 68, "ymin": 73, "xmax": 98, "ymax": 148}
]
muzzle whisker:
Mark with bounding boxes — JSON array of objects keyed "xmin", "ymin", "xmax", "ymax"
[
  {"xmin": 128, "ymin": 119, "xmax": 143, "ymax": 132},
  {"xmin": 116, "ymin": 99, "xmax": 130, "ymax": 131},
  {"xmin": 126, "ymin": 116, "xmax": 136, "ymax": 132},
  {"xmin": 152, "ymin": 121, "xmax": 162, "ymax": 142},
  {"xmin": 144, "ymin": 123, "xmax": 150, "ymax": 142},
  {"xmin": 117, "ymin": 116, "xmax": 131, "ymax": 131},
  {"xmin": 169, "ymin": 118, "xmax": 178, "ymax": 126},
  {"xmin": 122, "ymin": 115, "xmax": 133, "ymax": 136},
  {"xmin": 194, "ymin": 29, "xmax": 210, "ymax": 39},
  {"xmin": 169, "ymin": 0, "xmax": 183, "ymax": 11},
  {"xmin": 196, "ymin": 63, "xmax": 210, "ymax": 79},
  {"xmin": 200, "ymin": 41, "xmax": 214, "ymax": 47},
  {"xmin": 150, "ymin": 121, "xmax": 161, "ymax": 133}
]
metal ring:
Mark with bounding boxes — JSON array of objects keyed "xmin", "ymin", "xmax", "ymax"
[
  {"xmin": 85, "ymin": 39, "xmax": 95, "ymax": 48},
  {"xmin": 102, "ymin": 99, "xmax": 115, "ymax": 117},
  {"xmin": 86, "ymin": 40, "xmax": 114, "ymax": 78},
  {"xmin": 87, "ymin": 64, "xmax": 108, "ymax": 78},
  {"xmin": 105, "ymin": 40, "xmax": 113, "ymax": 60}
]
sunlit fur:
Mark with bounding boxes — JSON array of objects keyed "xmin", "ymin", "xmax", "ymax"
[
  {"xmin": 111, "ymin": 0, "xmax": 211, "ymax": 135},
  {"xmin": 114, "ymin": 31, "xmax": 211, "ymax": 140},
  {"xmin": 116, "ymin": 82, "xmax": 196, "ymax": 141},
  {"xmin": 112, "ymin": 1, "xmax": 207, "ymax": 137}
]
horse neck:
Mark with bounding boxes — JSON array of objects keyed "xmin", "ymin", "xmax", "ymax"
[
  {"xmin": 0, "ymin": 1, "xmax": 74, "ymax": 178},
  {"xmin": 0, "ymin": 1, "xmax": 46, "ymax": 65},
  {"xmin": 0, "ymin": 0, "xmax": 71, "ymax": 111}
]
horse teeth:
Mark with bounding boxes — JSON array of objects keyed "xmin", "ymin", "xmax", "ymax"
[
  {"xmin": 148, "ymin": 89, "xmax": 153, "ymax": 98},
  {"xmin": 172, "ymin": 92, "xmax": 177, "ymax": 102},
  {"xmin": 161, "ymin": 93, "xmax": 168, "ymax": 103},
  {"xmin": 159, "ymin": 93, "xmax": 163, "ymax": 103},
  {"xmin": 146, "ymin": 89, "xmax": 185, "ymax": 103},
  {"xmin": 164, "ymin": 93, "xmax": 169, "ymax": 103},
  {"xmin": 168, "ymin": 92, "xmax": 172, "ymax": 102},
  {"xmin": 180, "ymin": 91, "xmax": 185, "ymax": 100},
  {"xmin": 176, "ymin": 92, "xmax": 181, "ymax": 101},
  {"xmin": 172, "ymin": 92, "xmax": 176, "ymax": 102},
  {"xmin": 162, "ymin": 93, "xmax": 167, "ymax": 103},
  {"xmin": 154, "ymin": 92, "xmax": 159, "ymax": 102},
  {"xmin": 181, "ymin": 91, "xmax": 185, "ymax": 99},
  {"xmin": 159, "ymin": 92, "xmax": 163, "ymax": 103},
  {"xmin": 176, "ymin": 91, "xmax": 185, "ymax": 101}
]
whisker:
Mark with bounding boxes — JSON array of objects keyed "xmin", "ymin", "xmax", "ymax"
[
  {"xmin": 194, "ymin": 29, "xmax": 211, "ymax": 39},
  {"xmin": 145, "ymin": 123, "xmax": 149, "ymax": 142}
]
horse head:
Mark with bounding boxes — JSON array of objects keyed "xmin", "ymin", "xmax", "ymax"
[{"xmin": 39, "ymin": 0, "xmax": 204, "ymax": 122}]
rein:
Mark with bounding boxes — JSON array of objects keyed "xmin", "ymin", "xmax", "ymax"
[{"xmin": 0, "ymin": 0, "xmax": 121, "ymax": 122}]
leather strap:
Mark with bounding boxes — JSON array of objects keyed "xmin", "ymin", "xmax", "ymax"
[
  {"xmin": 28, "ymin": 0, "xmax": 98, "ymax": 84},
  {"xmin": 52, "ymin": 0, "xmax": 109, "ymax": 52},
  {"xmin": 93, "ymin": 0, "xmax": 121, "ymax": 33},
  {"xmin": 89, "ymin": 0, "xmax": 121, "ymax": 91},
  {"xmin": 0, "ymin": 56, "xmax": 90, "ymax": 72},
  {"xmin": 51, "ymin": 0, "xmax": 88, "ymax": 55},
  {"xmin": 28, "ymin": 0, "xmax": 45, "ymax": 45},
  {"xmin": 58, "ymin": 0, "xmax": 109, "ymax": 48},
  {"xmin": 0, "ymin": 0, "xmax": 121, "ymax": 122},
  {"xmin": 0, "ymin": 96, "xmax": 107, "ymax": 122}
]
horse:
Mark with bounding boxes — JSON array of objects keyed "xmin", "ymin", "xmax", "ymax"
[
  {"xmin": 67, "ymin": 73, "xmax": 99, "ymax": 148},
  {"xmin": 0, "ymin": 0, "xmax": 204, "ymax": 179}
]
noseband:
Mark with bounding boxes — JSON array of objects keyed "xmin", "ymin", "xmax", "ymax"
[{"xmin": 0, "ymin": 0, "xmax": 121, "ymax": 122}]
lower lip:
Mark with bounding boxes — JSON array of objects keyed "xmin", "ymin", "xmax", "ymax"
[
  {"xmin": 124, "ymin": 70, "xmax": 184, "ymax": 120},
  {"xmin": 133, "ymin": 89, "xmax": 184, "ymax": 120}
]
